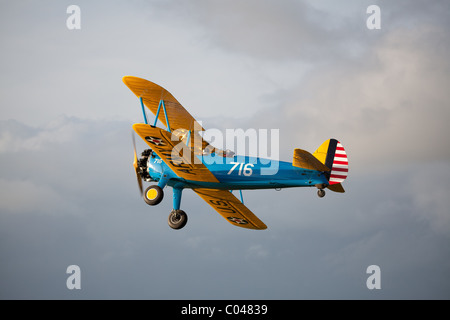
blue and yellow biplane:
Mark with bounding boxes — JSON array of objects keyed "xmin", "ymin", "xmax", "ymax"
[{"xmin": 124, "ymin": 76, "xmax": 348, "ymax": 230}]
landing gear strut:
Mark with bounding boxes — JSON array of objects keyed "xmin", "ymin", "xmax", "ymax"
[
  {"xmin": 143, "ymin": 184, "xmax": 189, "ymax": 230},
  {"xmin": 167, "ymin": 187, "xmax": 188, "ymax": 229}
]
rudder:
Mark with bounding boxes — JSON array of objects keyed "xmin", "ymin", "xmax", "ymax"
[{"xmin": 313, "ymin": 139, "xmax": 348, "ymax": 187}]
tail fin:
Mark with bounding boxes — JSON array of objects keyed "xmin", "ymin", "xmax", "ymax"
[{"xmin": 313, "ymin": 139, "xmax": 348, "ymax": 191}]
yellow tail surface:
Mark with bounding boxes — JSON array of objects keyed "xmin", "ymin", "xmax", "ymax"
[
  {"xmin": 312, "ymin": 138, "xmax": 348, "ymax": 193},
  {"xmin": 292, "ymin": 149, "xmax": 330, "ymax": 172}
]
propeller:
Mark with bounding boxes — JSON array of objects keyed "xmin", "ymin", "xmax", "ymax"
[{"xmin": 132, "ymin": 132, "xmax": 143, "ymax": 196}]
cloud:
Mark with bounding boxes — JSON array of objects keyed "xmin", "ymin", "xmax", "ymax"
[
  {"xmin": 0, "ymin": 179, "xmax": 67, "ymax": 215},
  {"xmin": 219, "ymin": 13, "xmax": 450, "ymax": 169},
  {"xmin": 0, "ymin": 117, "xmax": 89, "ymax": 153},
  {"xmin": 1, "ymin": 116, "xmax": 449, "ymax": 299},
  {"xmin": 153, "ymin": 1, "xmax": 450, "ymax": 170},
  {"xmin": 407, "ymin": 162, "xmax": 450, "ymax": 236},
  {"xmin": 167, "ymin": 0, "xmax": 375, "ymax": 62},
  {"xmin": 246, "ymin": 244, "xmax": 269, "ymax": 260}
]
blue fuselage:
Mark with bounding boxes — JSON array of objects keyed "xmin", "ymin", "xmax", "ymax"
[{"xmin": 146, "ymin": 153, "xmax": 329, "ymax": 190}]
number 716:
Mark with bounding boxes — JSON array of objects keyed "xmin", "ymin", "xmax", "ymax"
[{"xmin": 227, "ymin": 162, "xmax": 254, "ymax": 176}]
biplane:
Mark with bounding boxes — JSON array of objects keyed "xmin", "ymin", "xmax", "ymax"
[{"xmin": 124, "ymin": 76, "xmax": 348, "ymax": 230}]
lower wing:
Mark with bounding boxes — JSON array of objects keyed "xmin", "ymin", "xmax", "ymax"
[
  {"xmin": 133, "ymin": 123, "xmax": 219, "ymax": 183},
  {"xmin": 193, "ymin": 188, "xmax": 267, "ymax": 230}
]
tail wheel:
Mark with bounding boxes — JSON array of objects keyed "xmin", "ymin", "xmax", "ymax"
[
  {"xmin": 168, "ymin": 210, "xmax": 188, "ymax": 230},
  {"xmin": 317, "ymin": 189, "xmax": 326, "ymax": 198},
  {"xmin": 144, "ymin": 185, "xmax": 164, "ymax": 205}
]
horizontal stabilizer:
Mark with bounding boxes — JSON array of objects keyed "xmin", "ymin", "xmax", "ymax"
[
  {"xmin": 293, "ymin": 149, "xmax": 331, "ymax": 172},
  {"xmin": 327, "ymin": 182, "xmax": 345, "ymax": 193}
]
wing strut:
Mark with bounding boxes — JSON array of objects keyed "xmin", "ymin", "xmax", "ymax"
[
  {"xmin": 153, "ymin": 99, "xmax": 171, "ymax": 132},
  {"xmin": 229, "ymin": 190, "xmax": 245, "ymax": 204},
  {"xmin": 139, "ymin": 97, "xmax": 148, "ymax": 125}
]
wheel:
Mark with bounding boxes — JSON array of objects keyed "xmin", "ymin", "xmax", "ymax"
[
  {"xmin": 317, "ymin": 189, "xmax": 326, "ymax": 198},
  {"xmin": 143, "ymin": 185, "xmax": 164, "ymax": 205},
  {"xmin": 168, "ymin": 210, "xmax": 188, "ymax": 230}
]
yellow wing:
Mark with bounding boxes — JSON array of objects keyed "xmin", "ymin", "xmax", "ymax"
[
  {"xmin": 193, "ymin": 188, "xmax": 267, "ymax": 230},
  {"xmin": 124, "ymin": 76, "xmax": 228, "ymax": 156},
  {"xmin": 123, "ymin": 76, "xmax": 203, "ymax": 131},
  {"xmin": 132, "ymin": 123, "xmax": 219, "ymax": 183}
]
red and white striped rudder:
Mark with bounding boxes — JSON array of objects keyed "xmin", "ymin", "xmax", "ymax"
[
  {"xmin": 328, "ymin": 141, "xmax": 348, "ymax": 185},
  {"xmin": 312, "ymin": 139, "xmax": 348, "ymax": 188}
]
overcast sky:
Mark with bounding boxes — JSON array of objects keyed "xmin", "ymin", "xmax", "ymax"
[{"xmin": 1, "ymin": 0, "xmax": 449, "ymax": 299}]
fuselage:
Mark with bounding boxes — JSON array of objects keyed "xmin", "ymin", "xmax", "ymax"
[{"xmin": 145, "ymin": 152, "xmax": 329, "ymax": 190}]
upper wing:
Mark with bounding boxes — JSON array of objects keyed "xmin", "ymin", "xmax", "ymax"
[
  {"xmin": 133, "ymin": 123, "xmax": 219, "ymax": 183},
  {"xmin": 124, "ymin": 76, "xmax": 225, "ymax": 155},
  {"xmin": 193, "ymin": 188, "xmax": 267, "ymax": 230},
  {"xmin": 123, "ymin": 76, "xmax": 204, "ymax": 132}
]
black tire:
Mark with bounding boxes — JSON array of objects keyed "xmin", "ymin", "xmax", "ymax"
[
  {"xmin": 168, "ymin": 210, "xmax": 188, "ymax": 230},
  {"xmin": 317, "ymin": 189, "xmax": 326, "ymax": 198},
  {"xmin": 143, "ymin": 185, "xmax": 164, "ymax": 205}
]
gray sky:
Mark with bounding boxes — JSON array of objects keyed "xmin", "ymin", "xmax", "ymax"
[{"xmin": 1, "ymin": 0, "xmax": 449, "ymax": 299}]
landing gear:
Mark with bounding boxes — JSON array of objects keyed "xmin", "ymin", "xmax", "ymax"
[
  {"xmin": 317, "ymin": 189, "xmax": 326, "ymax": 198},
  {"xmin": 168, "ymin": 209, "xmax": 188, "ymax": 230},
  {"xmin": 143, "ymin": 185, "xmax": 188, "ymax": 229},
  {"xmin": 168, "ymin": 188, "xmax": 187, "ymax": 229},
  {"xmin": 143, "ymin": 185, "xmax": 164, "ymax": 205}
]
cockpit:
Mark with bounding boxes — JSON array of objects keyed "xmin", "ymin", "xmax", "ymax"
[{"xmin": 172, "ymin": 129, "xmax": 235, "ymax": 158}]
